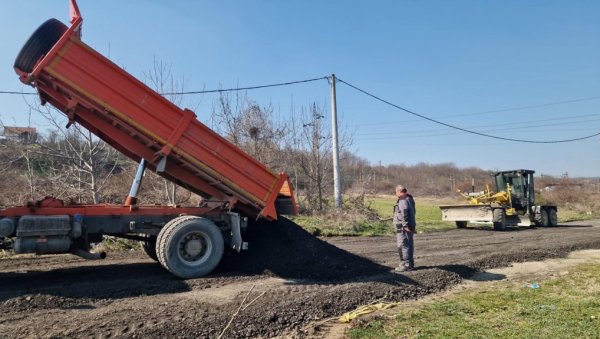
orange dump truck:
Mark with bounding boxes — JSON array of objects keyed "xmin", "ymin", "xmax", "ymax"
[{"xmin": 1, "ymin": 1, "xmax": 297, "ymax": 278}]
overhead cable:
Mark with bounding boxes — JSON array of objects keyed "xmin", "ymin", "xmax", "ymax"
[
  {"xmin": 336, "ymin": 77, "xmax": 600, "ymax": 144},
  {"xmin": 356, "ymin": 116, "xmax": 600, "ymax": 136},
  {"xmin": 0, "ymin": 90, "xmax": 37, "ymax": 95},
  {"xmin": 161, "ymin": 76, "xmax": 329, "ymax": 95},
  {"xmin": 0, "ymin": 76, "xmax": 330, "ymax": 96}
]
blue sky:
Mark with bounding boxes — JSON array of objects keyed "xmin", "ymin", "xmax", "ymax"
[{"xmin": 1, "ymin": 1, "xmax": 599, "ymax": 177}]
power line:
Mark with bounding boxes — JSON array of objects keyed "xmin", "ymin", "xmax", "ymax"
[
  {"xmin": 458, "ymin": 95, "xmax": 600, "ymax": 117},
  {"xmin": 0, "ymin": 76, "xmax": 329, "ymax": 96},
  {"xmin": 337, "ymin": 77, "xmax": 600, "ymax": 144},
  {"xmin": 356, "ymin": 115, "xmax": 600, "ymax": 136},
  {"xmin": 357, "ymin": 126, "xmax": 600, "ymax": 141},
  {"xmin": 358, "ymin": 100, "xmax": 600, "ymax": 126},
  {"xmin": 0, "ymin": 90, "xmax": 37, "ymax": 95},
  {"xmin": 3, "ymin": 74, "xmax": 599, "ymax": 144},
  {"xmin": 162, "ymin": 76, "xmax": 329, "ymax": 95}
]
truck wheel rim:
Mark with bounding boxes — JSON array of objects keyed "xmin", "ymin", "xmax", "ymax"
[{"xmin": 178, "ymin": 231, "xmax": 212, "ymax": 266}]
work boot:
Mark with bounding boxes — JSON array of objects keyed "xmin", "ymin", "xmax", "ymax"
[{"xmin": 394, "ymin": 265, "xmax": 412, "ymax": 272}]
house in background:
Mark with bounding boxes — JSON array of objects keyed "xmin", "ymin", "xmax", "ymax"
[{"xmin": 2, "ymin": 126, "xmax": 37, "ymax": 143}]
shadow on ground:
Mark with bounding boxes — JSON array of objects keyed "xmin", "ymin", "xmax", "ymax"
[
  {"xmin": 217, "ymin": 217, "xmax": 392, "ymax": 281},
  {"xmin": 0, "ymin": 262, "xmax": 190, "ymax": 302}
]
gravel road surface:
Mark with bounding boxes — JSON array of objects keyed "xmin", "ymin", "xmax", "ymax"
[{"xmin": 2, "ymin": 218, "xmax": 599, "ymax": 338}]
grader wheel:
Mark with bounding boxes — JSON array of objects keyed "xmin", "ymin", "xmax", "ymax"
[
  {"xmin": 535, "ymin": 210, "xmax": 549, "ymax": 227},
  {"xmin": 548, "ymin": 209, "xmax": 558, "ymax": 226},
  {"xmin": 492, "ymin": 209, "xmax": 506, "ymax": 231}
]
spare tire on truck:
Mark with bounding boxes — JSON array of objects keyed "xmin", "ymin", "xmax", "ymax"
[{"xmin": 14, "ymin": 18, "xmax": 68, "ymax": 73}]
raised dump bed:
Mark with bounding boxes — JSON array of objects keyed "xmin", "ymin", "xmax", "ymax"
[
  {"xmin": 14, "ymin": 2, "xmax": 295, "ymax": 220},
  {"xmin": 1, "ymin": 0, "xmax": 297, "ymax": 278}
]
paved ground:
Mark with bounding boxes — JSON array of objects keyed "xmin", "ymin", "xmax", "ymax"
[{"xmin": 1, "ymin": 218, "xmax": 600, "ymax": 338}]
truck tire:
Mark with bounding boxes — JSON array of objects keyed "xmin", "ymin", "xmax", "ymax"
[
  {"xmin": 156, "ymin": 216, "xmax": 224, "ymax": 279},
  {"xmin": 547, "ymin": 209, "xmax": 558, "ymax": 227},
  {"xmin": 14, "ymin": 18, "xmax": 68, "ymax": 73},
  {"xmin": 535, "ymin": 209, "xmax": 549, "ymax": 227},
  {"xmin": 455, "ymin": 221, "xmax": 468, "ymax": 229},
  {"xmin": 141, "ymin": 235, "xmax": 158, "ymax": 262},
  {"xmin": 492, "ymin": 209, "xmax": 506, "ymax": 231}
]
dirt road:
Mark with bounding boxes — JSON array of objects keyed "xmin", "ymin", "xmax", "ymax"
[{"xmin": 2, "ymin": 218, "xmax": 600, "ymax": 338}]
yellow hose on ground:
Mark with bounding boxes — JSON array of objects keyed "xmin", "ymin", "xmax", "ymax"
[{"xmin": 339, "ymin": 302, "xmax": 402, "ymax": 323}]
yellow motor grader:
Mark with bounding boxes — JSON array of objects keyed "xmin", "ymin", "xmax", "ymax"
[{"xmin": 439, "ymin": 169, "xmax": 557, "ymax": 231}]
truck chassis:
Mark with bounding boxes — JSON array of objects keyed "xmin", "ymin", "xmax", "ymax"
[{"xmin": 2, "ymin": 1, "xmax": 296, "ymax": 279}]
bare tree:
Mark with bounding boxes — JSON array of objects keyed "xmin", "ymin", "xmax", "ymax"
[
  {"xmin": 143, "ymin": 57, "xmax": 196, "ymax": 205},
  {"xmin": 0, "ymin": 113, "xmax": 66, "ymax": 203},
  {"xmin": 210, "ymin": 92, "xmax": 359, "ymax": 213},
  {"xmin": 211, "ymin": 91, "xmax": 243, "ymax": 145},
  {"xmin": 283, "ymin": 103, "xmax": 331, "ymax": 211},
  {"xmin": 24, "ymin": 99, "xmax": 121, "ymax": 204},
  {"xmin": 211, "ymin": 91, "xmax": 287, "ymax": 170}
]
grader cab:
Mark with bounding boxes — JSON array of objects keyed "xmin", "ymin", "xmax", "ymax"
[{"xmin": 440, "ymin": 169, "xmax": 557, "ymax": 231}]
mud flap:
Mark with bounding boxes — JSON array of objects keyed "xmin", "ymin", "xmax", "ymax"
[{"xmin": 228, "ymin": 212, "xmax": 248, "ymax": 252}]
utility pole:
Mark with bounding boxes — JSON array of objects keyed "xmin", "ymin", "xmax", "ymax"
[{"xmin": 330, "ymin": 74, "xmax": 342, "ymax": 209}]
